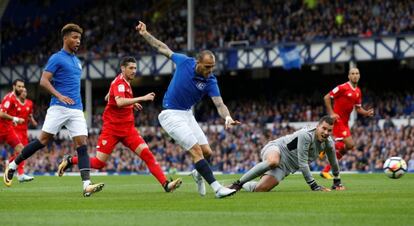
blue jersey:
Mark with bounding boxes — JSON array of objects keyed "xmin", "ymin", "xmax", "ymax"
[
  {"xmin": 44, "ymin": 49, "xmax": 83, "ymax": 110},
  {"xmin": 163, "ymin": 53, "xmax": 221, "ymax": 110}
]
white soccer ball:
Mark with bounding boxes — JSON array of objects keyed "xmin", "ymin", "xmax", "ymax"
[{"xmin": 383, "ymin": 157, "xmax": 407, "ymax": 179}]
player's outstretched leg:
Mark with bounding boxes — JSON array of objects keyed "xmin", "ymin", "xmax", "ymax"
[
  {"xmin": 18, "ymin": 174, "xmax": 34, "ymax": 183},
  {"xmin": 191, "ymin": 169, "xmax": 206, "ymax": 196}
]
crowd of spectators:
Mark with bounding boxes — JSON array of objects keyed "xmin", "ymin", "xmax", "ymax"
[
  {"xmin": 2, "ymin": 0, "xmax": 414, "ymax": 65},
  {"xmin": 1, "ymin": 90, "xmax": 414, "ymax": 175}
]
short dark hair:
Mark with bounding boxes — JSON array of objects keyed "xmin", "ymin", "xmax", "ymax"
[
  {"xmin": 61, "ymin": 23, "xmax": 83, "ymax": 37},
  {"xmin": 120, "ymin": 56, "xmax": 137, "ymax": 67},
  {"xmin": 319, "ymin": 115, "xmax": 334, "ymax": 125},
  {"xmin": 196, "ymin": 50, "xmax": 215, "ymax": 61},
  {"xmin": 13, "ymin": 79, "xmax": 24, "ymax": 86}
]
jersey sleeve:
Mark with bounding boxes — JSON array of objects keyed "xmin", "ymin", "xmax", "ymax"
[
  {"xmin": 297, "ymin": 132, "xmax": 315, "ymax": 184},
  {"xmin": 207, "ymin": 79, "xmax": 221, "ymax": 97},
  {"xmin": 112, "ymin": 81, "xmax": 126, "ymax": 98},
  {"xmin": 355, "ymin": 89, "xmax": 362, "ymax": 106},
  {"xmin": 171, "ymin": 53, "xmax": 190, "ymax": 66},
  {"xmin": 0, "ymin": 96, "xmax": 12, "ymax": 114},
  {"xmin": 325, "ymin": 138, "xmax": 340, "ymax": 176},
  {"xmin": 329, "ymin": 84, "xmax": 344, "ymax": 99},
  {"xmin": 44, "ymin": 54, "xmax": 59, "ymax": 74}
]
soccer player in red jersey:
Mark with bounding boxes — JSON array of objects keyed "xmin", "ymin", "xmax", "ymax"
[
  {"xmin": 12, "ymin": 88, "xmax": 38, "ymax": 182},
  {"xmin": 57, "ymin": 56, "xmax": 182, "ymax": 192},
  {"xmin": 320, "ymin": 67, "xmax": 374, "ymax": 179},
  {"xmin": 0, "ymin": 79, "xmax": 28, "ymax": 181}
]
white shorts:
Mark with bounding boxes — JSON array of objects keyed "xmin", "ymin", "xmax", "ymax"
[
  {"xmin": 42, "ymin": 105, "xmax": 88, "ymax": 138},
  {"xmin": 158, "ymin": 109, "xmax": 208, "ymax": 151}
]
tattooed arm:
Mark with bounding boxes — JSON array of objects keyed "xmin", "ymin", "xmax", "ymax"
[{"xmin": 136, "ymin": 21, "xmax": 173, "ymax": 58}]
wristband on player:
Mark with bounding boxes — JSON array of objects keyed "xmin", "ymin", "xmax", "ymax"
[
  {"xmin": 12, "ymin": 117, "xmax": 19, "ymax": 123},
  {"xmin": 307, "ymin": 180, "xmax": 321, "ymax": 191}
]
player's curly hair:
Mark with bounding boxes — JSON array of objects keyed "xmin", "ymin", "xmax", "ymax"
[{"xmin": 61, "ymin": 23, "xmax": 83, "ymax": 37}]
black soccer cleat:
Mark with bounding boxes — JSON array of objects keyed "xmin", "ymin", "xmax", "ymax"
[
  {"xmin": 3, "ymin": 167, "xmax": 16, "ymax": 187},
  {"xmin": 228, "ymin": 180, "xmax": 243, "ymax": 191},
  {"xmin": 57, "ymin": 154, "xmax": 73, "ymax": 177}
]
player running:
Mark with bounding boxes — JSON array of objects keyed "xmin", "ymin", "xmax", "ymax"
[
  {"xmin": 320, "ymin": 67, "xmax": 374, "ymax": 179},
  {"xmin": 57, "ymin": 56, "xmax": 182, "ymax": 192},
  {"xmin": 12, "ymin": 88, "xmax": 38, "ymax": 182},
  {"xmin": 4, "ymin": 23, "xmax": 104, "ymax": 197},
  {"xmin": 0, "ymin": 79, "xmax": 30, "ymax": 182}
]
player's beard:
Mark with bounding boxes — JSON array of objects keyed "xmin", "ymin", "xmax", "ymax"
[{"xmin": 14, "ymin": 90, "xmax": 22, "ymax": 96}]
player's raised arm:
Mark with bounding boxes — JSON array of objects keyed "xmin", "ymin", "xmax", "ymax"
[
  {"xmin": 40, "ymin": 71, "xmax": 74, "ymax": 105},
  {"xmin": 211, "ymin": 96, "xmax": 240, "ymax": 129},
  {"xmin": 136, "ymin": 21, "xmax": 173, "ymax": 58}
]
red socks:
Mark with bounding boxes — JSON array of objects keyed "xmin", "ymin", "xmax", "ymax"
[
  {"xmin": 71, "ymin": 156, "xmax": 106, "ymax": 169},
  {"xmin": 139, "ymin": 148, "xmax": 167, "ymax": 186}
]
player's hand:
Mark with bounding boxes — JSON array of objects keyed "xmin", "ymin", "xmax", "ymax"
[
  {"xmin": 366, "ymin": 108, "xmax": 374, "ymax": 117},
  {"xmin": 143, "ymin": 92, "xmax": 155, "ymax": 102},
  {"xmin": 135, "ymin": 21, "xmax": 147, "ymax": 35},
  {"xmin": 330, "ymin": 113, "xmax": 340, "ymax": 121},
  {"xmin": 225, "ymin": 116, "xmax": 241, "ymax": 129},
  {"xmin": 57, "ymin": 95, "xmax": 75, "ymax": 105},
  {"xmin": 134, "ymin": 103, "xmax": 143, "ymax": 111},
  {"xmin": 12, "ymin": 117, "xmax": 24, "ymax": 125}
]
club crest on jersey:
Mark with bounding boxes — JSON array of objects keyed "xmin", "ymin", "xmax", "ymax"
[
  {"xmin": 196, "ymin": 82, "xmax": 206, "ymax": 90},
  {"xmin": 348, "ymin": 93, "xmax": 352, "ymax": 97},
  {"xmin": 102, "ymin": 140, "xmax": 107, "ymax": 145},
  {"xmin": 78, "ymin": 62, "xmax": 82, "ymax": 69}
]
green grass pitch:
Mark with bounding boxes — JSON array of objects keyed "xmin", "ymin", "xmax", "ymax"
[{"xmin": 1, "ymin": 174, "xmax": 413, "ymax": 226}]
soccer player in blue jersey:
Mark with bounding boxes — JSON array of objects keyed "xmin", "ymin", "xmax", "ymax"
[
  {"xmin": 136, "ymin": 21, "xmax": 240, "ymax": 198},
  {"xmin": 3, "ymin": 23, "xmax": 104, "ymax": 197}
]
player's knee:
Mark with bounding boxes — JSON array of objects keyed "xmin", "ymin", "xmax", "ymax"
[
  {"xmin": 189, "ymin": 145, "xmax": 204, "ymax": 161},
  {"xmin": 202, "ymin": 147, "xmax": 213, "ymax": 159},
  {"xmin": 267, "ymin": 159, "xmax": 279, "ymax": 169}
]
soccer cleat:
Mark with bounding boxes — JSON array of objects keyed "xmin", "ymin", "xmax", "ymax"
[
  {"xmin": 18, "ymin": 174, "xmax": 34, "ymax": 183},
  {"xmin": 164, "ymin": 178, "xmax": 183, "ymax": 192},
  {"xmin": 57, "ymin": 154, "xmax": 73, "ymax": 177},
  {"xmin": 228, "ymin": 180, "xmax": 243, "ymax": 191},
  {"xmin": 215, "ymin": 186, "xmax": 237, "ymax": 198},
  {"xmin": 242, "ymin": 181, "xmax": 258, "ymax": 192},
  {"xmin": 190, "ymin": 169, "xmax": 206, "ymax": 196},
  {"xmin": 320, "ymin": 172, "xmax": 334, "ymax": 180},
  {"xmin": 83, "ymin": 182, "xmax": 105, "ymax": 197},
  {"xmin": 3, "ymin": 167, "xmax": 16, "ymax": 187}
]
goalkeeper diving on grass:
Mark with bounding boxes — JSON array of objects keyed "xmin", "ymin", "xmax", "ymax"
[{"xmin": 229, "ymin": 115, "xmax": 346, "ymax": 193}]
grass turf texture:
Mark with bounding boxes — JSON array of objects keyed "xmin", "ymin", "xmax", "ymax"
[{"xmin": 0, "ymin": 174, "xmax": 413, "ymax": 226}]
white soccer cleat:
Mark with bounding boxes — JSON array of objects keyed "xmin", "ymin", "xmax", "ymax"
[
  {"xmin": 83, "ymin": 182, "xmax": 105, "ymax": 197},
  {"xmin": 18, "ymin": 174, "xmax": 34, "ymax": 183},
  {"xmin": 242, "ymin": 181, "xmax": 258, "ymax": 192},
  {"xmin": 191, "ymin": 169, "xmax": 206, "ymax": 196},
  {"xmin": 215, "ymin": 186, "xmax": 237, "ymax": 199}
]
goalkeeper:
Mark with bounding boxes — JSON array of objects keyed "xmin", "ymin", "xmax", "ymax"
[{"xmin": 229, "ymin": 116, "xmax": 345, "ymax": 192}]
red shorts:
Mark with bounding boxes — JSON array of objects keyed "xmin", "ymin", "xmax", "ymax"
[
  {"xmin": 333, "ymin": 119, "xmax": 351, "ymax": 140},
  {"xmin": 0, "ymin": 129, "xmax": 21, "ymax": 148},
  {"xmin": 96, "ymin": 127, "xmax": 146, "ymax": 155},
  {"xmin": 15, "ymin": 130, "xmax": 28, "ymax": 145}
]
